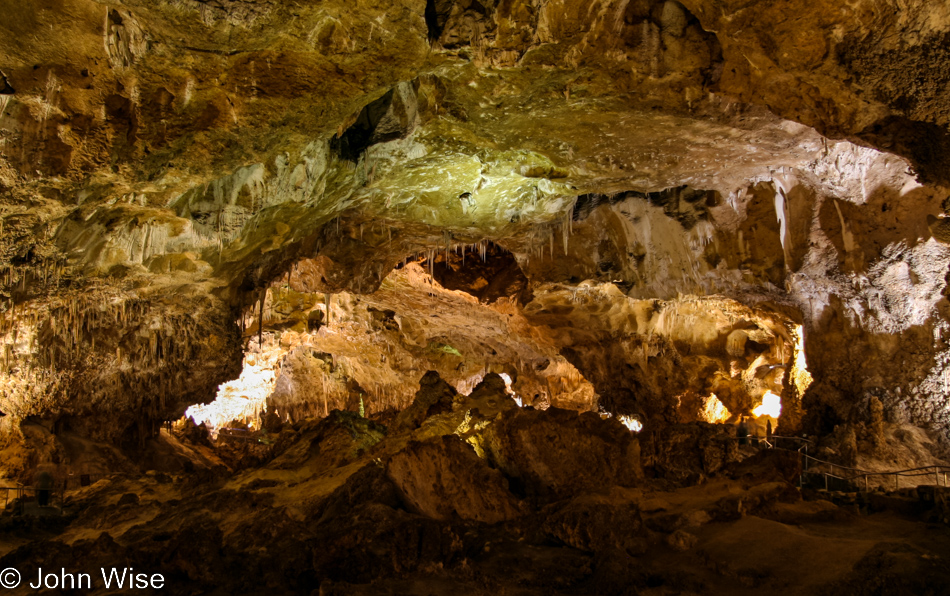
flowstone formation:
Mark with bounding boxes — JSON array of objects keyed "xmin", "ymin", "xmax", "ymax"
[{"xmin": 3, "ymin": 0, "xmax": 950, "ymax": 592}]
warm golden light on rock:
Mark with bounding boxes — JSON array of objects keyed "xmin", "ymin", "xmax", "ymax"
[
  {"xmin": 185, "ymin": 354, "xmax": 276, "ymax": 434},
  {"xmin": 753, "ymin": 391, "xmax": 783, "ymax": 419},
  {"xmin": 701, "ymin": 394, "xmax": 731, "ymax": 424},
  {"xmin": 618, "ymin": 414, "xmax": 643, "ymax": 432},
  {"xmin": 791, "ymin": 325, "xmax": 813, "ymax": 397}
]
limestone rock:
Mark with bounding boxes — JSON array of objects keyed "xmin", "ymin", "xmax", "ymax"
[
  {"xmin": 3, "ymin": 3, "xmax": 950, "ymax": 593},
  {"xmin": 641, "ymin": 422, "xmax": 740, "ymax": 483},
  {"xmin": 393, "ymin": 370, "xmax": 458, "ymax": 432},
  {"xmin": 266, "ymin": 410, "xmax": 386, "ymax": 476},
  {"xmin": 724, "ymin": 449, "xmax": 803, "ymax": 486},
  {"xmin": 4, "ymin": 0, "xmax": 950, "ymax": 457},
  {"xmin": 820, "ymin": 541, "xmax": 950, "ymax": 596},
  {"xmin": 542, "ymin": 494, "xmax": 647, "ymax": 556},
  {"xmin": 483, "ymin": 407, "xmax": 642, "ymax": 500},
  {"xmin": 386, "ymin": 435, "xmax": 522, "ymax": 523},
  {"xmin": 666, "ymin": 529, "xmax": 698, "ymax": 552},
  {"xmin": 311, "ymin": 501, "xmax": 463, "ymax": 583}
]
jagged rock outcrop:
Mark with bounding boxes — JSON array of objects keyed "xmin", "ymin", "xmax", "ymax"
[
  {"xmin": 255, "ymin": 267, "xmax": 594, "ymax": 427},
  {"xmin": 386, "ymin": 435, "xmax": 522, "ymax": 523},
  {"xmin": 541, "ymin": 494, "xmax": 648, "ymax": 556},
  {"xmin": 3, "ymin": 368, "xmax": 949, "ymax": 596},
  {"xmin": 524, "ymin": 284, "xmax": 799, "ymax": 427},
  {"xmin": 641, "ymin": 421, "xmax": 741, "ymax": 483},
  {"xmin": 1, "ymin": 288, "xmax": 242, "ymax": 448},
  {"xmin": 483, "ymin": 406, "xmax": 643, "ymax": 501},
  {"xmin": 393, "ymin": 370, "xmax": 458, "ymax": 432}
]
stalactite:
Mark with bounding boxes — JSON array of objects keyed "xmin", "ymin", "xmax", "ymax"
[
  {"xmin": 563, "ymin": 210, "xmax": 572, "ymax": 253},
  {"xmin": 258, "ymin": 289, "xmax": 265, "ymax": 348}
]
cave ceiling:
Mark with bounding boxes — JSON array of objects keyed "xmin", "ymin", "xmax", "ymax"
[{"xmin": 2, "ymin": 0, "xmax": 950, "ymax": 447}]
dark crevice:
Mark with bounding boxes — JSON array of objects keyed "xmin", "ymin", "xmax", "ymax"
[
  {"xmin": 331, "ymin": 85, "xmax": 416, "ymax": 162},
  {"xmin": 425, "ymin": 0, "xmax": 443, "ymax": 41},
  {"xmin": 858, "ymin": 116, "xmax": 950, "ymax": 186},
  {"xmin": 402, "ymin": 242, "xmax": 532, "ymax": 304},
  {"xmin": 0, "ymin": 71, "xmax": 14, "ymax": 95},
  {"xmin": 331, "ymin": 89, "xmax": 395, "ymax": 161},
  {"xmin": 177, "ymin": 45, "xmax": 253, "ymax": 56},
  {"xmin": 425, "ymin": 0, "xmax": 452, "ymax": 42},
  {"xmin": 572, "ymin": 193, "xmax": 628, "ymax": 221},
  {"xmin": 573, "ymin": 186, "xmax": 719, "ymax": 230}
]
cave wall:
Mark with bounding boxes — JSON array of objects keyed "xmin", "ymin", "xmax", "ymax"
[
  {"xmin": 522, "ymin": 285, "xmax": 796, "ymax": 427},
  {"xmin": 2, "ymin": 0, "xmax": 950, "ymax": 454},
  {"xmin": 189, "ymin": 262, "xmax": 597, "ymax": 428},
  {"xmin": 515, "ymin": 140, "xmax": 950, "ymax": 441},
  {"xmin": 0, "ymin": 286, "xmax": 242, "ymax": 456}
]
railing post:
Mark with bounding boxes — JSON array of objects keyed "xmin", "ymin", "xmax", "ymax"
[
  {"xmin": 895, "ymin": 474, "xmax": 899, "ymax": 490},
  {"xmin": 825, "ymin": 474, "xmax": 829, "ymax": 491},
  {"xmin": 865, "ymin": 475, "xmax": 868, "ymax": 491}
]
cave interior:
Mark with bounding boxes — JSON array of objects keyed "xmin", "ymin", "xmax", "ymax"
[{"xmin": 2, "ymin": 0, "xmax": 950, "ymax": 594}]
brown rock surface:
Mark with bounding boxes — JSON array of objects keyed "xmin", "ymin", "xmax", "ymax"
[
  {"xmin": 392, "ymin": 370, "xmax": 458, "ymax": 432},
  {"xmin": 541, "ymin": 492, "xmax": 648, "ymax": 556},
  {"xmin": 483, "ymin": 406, "xmax": 642, "ymax": 500},
  {"xmin": 641, "ymin": 421, "xmax": 741, "ymax": 483},
  {"xmin": 386, "ymin": 434, "xmax": 522, "ymax": 523},
  {"xmin": 0, "ymin": 376, "xmax": 947, "ymax": 595}
]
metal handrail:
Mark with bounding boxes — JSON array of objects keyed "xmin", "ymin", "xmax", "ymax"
[
  {"xmin": 801, "ymin": 453, "xmax": 950, "ymax": 477},
  {"xmin": 727, "ymin": 434, "xmax": 810, "ymax": 448},
  {"xmin": 794, "ymin": 450, "xmax": 950, "ymax": 491},
  {"xmin": 0, "ymin": 482, "xmax": 27, "ymax": 510},
  {"xmin": 724, "ymin": 431, "xmax": 950, "ymax": 491},
  {"xmin": 3, "ymin": 471, "xmax": 132, "ymax": 514},
  {"xmin": 1, "ymin": 483, "xmax": 64, "ymax": 514},
  {"xmin": 769, "ymin": 435, "xmax": 814, "ymax": 445}
]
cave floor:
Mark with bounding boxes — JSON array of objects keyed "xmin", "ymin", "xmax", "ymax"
[
  {"xmin": 315, "ymin": 499, "xmax": 950, "ymax": 596},
  {"xmin": 2, "ymin": 394, "xmax": 950, "ymax": 595},
  {"xmin": 3, "ymin": 495, "xmax": 948, "ymax": 595}
]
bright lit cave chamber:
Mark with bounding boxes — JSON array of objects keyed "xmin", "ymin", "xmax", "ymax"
[{"xmin": 4, "ymin": 1, "xmax": 950, "ymax": 594}]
